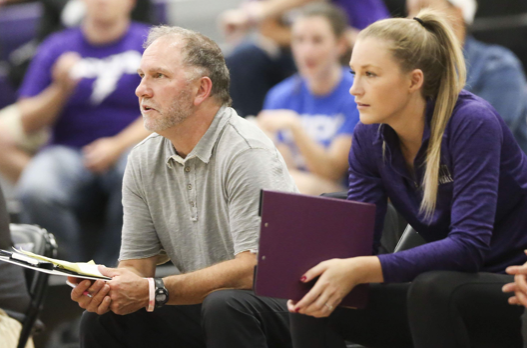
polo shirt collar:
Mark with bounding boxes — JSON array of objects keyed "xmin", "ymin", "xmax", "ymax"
[{"xmin": 165, "ymin": 105, "xmax": 230, "ymax": 166}]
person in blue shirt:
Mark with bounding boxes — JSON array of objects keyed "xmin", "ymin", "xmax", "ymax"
[
  {"xmin": 286, "ymin": 9, "xmax": 527, "ymax": 348},
  {"xmin": 258, "ymin": 3, "xmax": 360, "ymax": 195},
  {"xmin": 408, "ymin": 0, "xmax": 527, "ymax": 153}
]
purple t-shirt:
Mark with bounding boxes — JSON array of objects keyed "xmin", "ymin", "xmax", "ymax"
[
  {"xmin": 19, "ymin": 22, "xmax": 148, "ymax": 148},
  {"xmin": 348, "ymin": 90, "xmax": 527, "ymax": 283},
  {"xmin": 332, "ymin": 0, "xmax": 389, "ymax": 29}
]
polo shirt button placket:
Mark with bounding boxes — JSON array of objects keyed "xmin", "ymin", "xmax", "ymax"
[{"xmin": 184, "ymin": 164, "xmax": 198, "ymax": 221}]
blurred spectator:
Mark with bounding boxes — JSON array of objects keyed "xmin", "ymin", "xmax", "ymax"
[
  {"xmin": 10, "ymin": 0, "xmax": 150, "ymax": 266},
  {"xmin": 407, "ymin": 0, "xmax": 527, "ymax": 153},
  {"xmin": 220, "ymin": 0, "xmax": 389, "ymax": 117},
  {"xmin": 258, "ymin": 3, "xmax": 359, "ymax": 195},
  {"xmin": 0, "ymin": 184, "xmax": 32, "ymax": 346},
  {"xmin": 4, "ymin": 0, "xmax": 155, "ymax": 89}
]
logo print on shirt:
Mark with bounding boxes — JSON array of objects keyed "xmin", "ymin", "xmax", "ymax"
[
  {"xmin": 70, "ymin": 50, "xmax": 142, "ymax": 105},
  {"xmin": 439, "ymin": 165, "xmax": 454, "ymax": 184}
]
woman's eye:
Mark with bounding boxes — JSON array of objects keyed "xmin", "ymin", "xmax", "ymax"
[
  {"xmin": 349, "ymin": 70, "xmax": 356, "ymax": 76},
  {"xmin": 366, "ymin": 71, "xmax": 376, "ymax": 77},
  {"xmin": 155, "ymin": 73, "xmax": 164, "ymax": 78}
]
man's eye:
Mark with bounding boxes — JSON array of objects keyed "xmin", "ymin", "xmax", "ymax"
[
  {"xmin": 349, "ymin": 70, "xmax": 356, "ymax": 76},
  {"xmin": 155, "ymin": 73, "xmax": 164, "ymax": 78},
  {"xmin": 366, "ymin": 71, "xmax": 376, "ymax": 77}
]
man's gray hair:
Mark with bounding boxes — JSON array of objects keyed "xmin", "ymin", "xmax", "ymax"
[{"xmin": 144, "ymin": 26, "xmax": 232, "ymax": 106}]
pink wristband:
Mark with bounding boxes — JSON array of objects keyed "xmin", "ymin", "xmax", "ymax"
[{"xmin": 147, "ymin": 278, "xmax": 155, "ymax": 312}]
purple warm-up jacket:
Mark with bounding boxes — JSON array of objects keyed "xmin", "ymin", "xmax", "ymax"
[{"xmin": 348, "ymin": 90, "xmax": 527, "ymax": 283}]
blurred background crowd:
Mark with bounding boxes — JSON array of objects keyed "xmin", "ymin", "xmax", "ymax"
[{"xmin": 0, "ymin": 0, "xmax": 526, "ymax": 347}]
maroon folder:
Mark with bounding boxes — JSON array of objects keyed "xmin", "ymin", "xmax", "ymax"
[{"xmin": 254, "ymin": 190, "xmax": 375, "ymax": 309}]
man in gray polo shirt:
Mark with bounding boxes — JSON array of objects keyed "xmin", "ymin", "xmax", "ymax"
[{"xmin": 69, "ymin": 26, "xmax": 297, "ymax": 348}]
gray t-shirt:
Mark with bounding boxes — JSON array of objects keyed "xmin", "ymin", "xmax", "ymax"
[{"xmin": 119, "ymin": 106, "xmax": 297, "ymax": 273}]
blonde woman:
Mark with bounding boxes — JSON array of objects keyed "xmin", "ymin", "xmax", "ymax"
[{"xmin": 287, "ymin": 9, "xmax": 527, "ymax": 348}]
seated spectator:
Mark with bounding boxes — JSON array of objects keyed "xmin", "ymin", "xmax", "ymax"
[
  {"xmin": 0, "ymin": 184, "xmax": 31, "ymax": 346},
  {"xmin": 4, "ymin": 0, "xmax": 156, "ymax": 90},
  {"xmin": 220, "ymin": 0, "xmax": 389, "ymax": 117},
  {"xmin": 71, "ymin": 25, "xmax": 298, "ymax": 348},
  {"xmin": 257, "ymin": 3, "xmax": 359, "ymax": 195},
  {"xmin": 407, "ymin": 0, "xmax": 527, "ymax": 153},
  {"xmin": 287, "ymin": 10, "xmax": 526, "ymax": 348},
  {"xmin": 12, "ymin": 0, "xmax": 150, "ymax": 266}
]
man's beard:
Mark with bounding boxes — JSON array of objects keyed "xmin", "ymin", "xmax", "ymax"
[{"xmin": 142, "ymin": 86, "xmax": 194, "ymax": 133}]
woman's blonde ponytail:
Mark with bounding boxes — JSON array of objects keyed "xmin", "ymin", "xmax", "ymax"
[{"xmin": 358, "ymin": 9, "xmax": 466, "ymax": 220}]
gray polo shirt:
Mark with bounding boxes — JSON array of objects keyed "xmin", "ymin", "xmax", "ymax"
[{"xmin": 119, "ymin": 106, "xmax": 297, "ymax": 273}]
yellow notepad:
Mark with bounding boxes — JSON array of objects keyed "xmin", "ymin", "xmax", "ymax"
[{"xmin": 15, "ymin": 249, "xmax": 106, "ymax": 278}]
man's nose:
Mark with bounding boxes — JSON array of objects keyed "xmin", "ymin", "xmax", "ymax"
[{"xmin": 136, "ymin": 78, "xmax": 152, "ymax": 98}]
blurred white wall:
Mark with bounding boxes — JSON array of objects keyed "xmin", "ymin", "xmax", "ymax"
[{"xmin": 164, "ymin": 0, "xmax": 241, "ymax": 46}]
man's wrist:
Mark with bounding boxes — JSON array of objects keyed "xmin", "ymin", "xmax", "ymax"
[
  {"xmin": 154, "ymin": 277, "xmax": 169, "ymax": 308},
  {"xmin": 146, "ymin": 278, "xmax": 155, "ymax": 311}
]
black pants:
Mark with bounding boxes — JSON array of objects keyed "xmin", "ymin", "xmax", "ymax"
[
  {"xmin": 291, "ymin": 271, "xmax": 524, "ymax": 348},
  {"xmin": 80, "ymin": 289, "xmax": 292, "ymax": 348}
]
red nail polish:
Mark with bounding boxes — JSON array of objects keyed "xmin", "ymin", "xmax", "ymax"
[
  {"xmin": 295, "ymin": 308, "xmax": 300, "ymax": 313},
  {"xmin": 300, "ymin": 276, "xmax": 307, "ymax": 282}
]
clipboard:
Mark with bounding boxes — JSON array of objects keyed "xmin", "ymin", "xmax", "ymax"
[
  {"xmin": 254, "ymin": 190, "xmax": 375, "ymax": 309},
  {"xmin": 0, "ymin": 249, "xmax": 110, "ymax": 281}
]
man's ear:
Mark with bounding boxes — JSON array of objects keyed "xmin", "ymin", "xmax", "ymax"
[
  {"xmin": 194, "ymin": 76, "xmax": 213, "ymax": 106},
  {"xmin": 408, "ymin": 69, "xmax": 424, "ymax": 94}
]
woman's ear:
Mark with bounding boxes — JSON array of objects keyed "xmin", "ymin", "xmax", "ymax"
[
  {"xmin": 408, "ymin": 69, "xmax": 424, "ymax": 93},
  {"xmin": 193, "ymin": 76, "xmax": 213, "ymax": 106}
]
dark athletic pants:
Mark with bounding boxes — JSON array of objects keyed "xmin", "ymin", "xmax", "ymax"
[
  {"xmin": 291, "ymin": 271, "xmax": 524, "ymax": 348},
  {"xmin": 80, "ymin": 289, "xmax": 292, "ymax": 348}
]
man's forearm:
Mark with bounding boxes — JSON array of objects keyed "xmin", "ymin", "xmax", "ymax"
[
  {"xmin": 163, "ymin": 252, "xmax": 257, "ymax": 305},
  {"xmin": 19, "ymin": 84, "xmax": 70, "ymax": 134}
]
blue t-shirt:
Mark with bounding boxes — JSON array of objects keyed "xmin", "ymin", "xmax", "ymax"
[
  {"xmin": 349, "ymin": 90, "xmax": 527, "ymax": 283},
  {"xmin": 263, "ymin": 68, "xmax": 360, "ymax": 171},
  {"xmin": 18, "ymin": 22, "xmax": 149, "ymax": 148}
]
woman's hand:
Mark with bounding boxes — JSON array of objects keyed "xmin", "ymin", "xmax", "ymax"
[{"xmin": 288, "ymin": 256, "xmax": 383, "ymax": 318}]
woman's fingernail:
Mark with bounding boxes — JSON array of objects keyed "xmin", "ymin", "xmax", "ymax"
[
  {"xmin": 300, "ymin": 276, "xmax": 307, "ymax": 282},
  {"xmin": 295, "ymin": 308, "xmax": 300, "ymax": 313}
]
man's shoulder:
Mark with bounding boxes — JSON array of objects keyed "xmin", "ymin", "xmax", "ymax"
[
  {"xmin": 129, "ymin": 133, "xmax": 167, "ymax": 163},
  {"xmin": 218, "ymin": 110, "xmax": 277, "ymax": 154}
]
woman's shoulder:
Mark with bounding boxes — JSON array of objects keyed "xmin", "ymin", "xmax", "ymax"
[
  {"xmin": 447, "ymin": 90, "xmax": 504, "ymax": 140},
  {"xmin": 451, "ymin": 90, "xmax": 502, "ymax": 125}
]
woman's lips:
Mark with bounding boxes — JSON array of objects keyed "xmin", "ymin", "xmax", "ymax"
[{"xmin": 357, "ymin": 102, "xmax": 370, "ymax": 109}]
